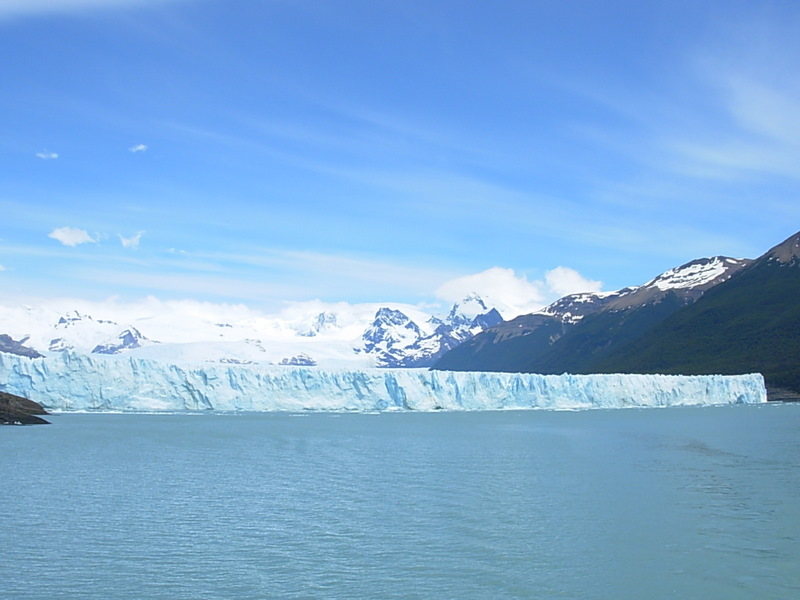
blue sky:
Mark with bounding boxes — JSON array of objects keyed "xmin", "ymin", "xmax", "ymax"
[{"xmin": 1, "ymin": 0, "xmax": 799, "ymax": 314}]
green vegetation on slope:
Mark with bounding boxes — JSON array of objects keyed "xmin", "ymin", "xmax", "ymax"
[
  {"xmin": 530, "ymin": 292, "xmax": 687, "ymax": 374},
  {"xmin": 592, "ymin": 256, "xmax": 800, "ymax": 392}
]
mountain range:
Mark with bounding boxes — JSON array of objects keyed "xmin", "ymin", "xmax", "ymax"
[
  {"xmin": 0, "ymin": 294, "xmax": 502, "ymax": 369},
  {"xmin": 433, "ymin": 256, "xmax": 750, "ymax": 373},
  {"xmin": 435, "ymin": 231, "xmax": 800, "ymax": 397},
  {"xmin": 2, "ymin": 232, "xmax": 798, "ymax": 396}
]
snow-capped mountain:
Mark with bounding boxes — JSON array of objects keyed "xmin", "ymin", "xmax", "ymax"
[
  {"xmin": 297, "ymin": 312, "xmax": 338, "ymax": 337},
  {"xmin": 46, "ymin": 310, "xmax": 125, "ymax": 352},
  {"xmin": 0, "ymin": 255, "xmax": 753, "ymax": 371},
  {"xmin": 357, "ymin": 294, "xmax": 504, "ymax": 367},
  {"xmin": 592, "ymin": 231, "xmax": 800, "ymax": 396},
  {"xmin": 644, "ymin": 256, "xmax": 746, "ymax": 291},
  {"xmin": 535, "ymin": 257, "xmax": 751, "ymax": 326},
  {"xmin": 434, "ymin": 256, "xmax": 751, "ymax": 372},
  {"xmin": 0, "ymin": 295, "xmax": 504, "ymax": 369}
]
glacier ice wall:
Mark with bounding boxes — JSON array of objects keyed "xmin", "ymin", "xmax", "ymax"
[{"xmin": 0, "ymin": 351, "xmax": 766, "ymax": 412}]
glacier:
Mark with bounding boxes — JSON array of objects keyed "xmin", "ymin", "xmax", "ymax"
[{"xmin": 0, "ymin": 351, "xmax": 766, "ymax": 412}]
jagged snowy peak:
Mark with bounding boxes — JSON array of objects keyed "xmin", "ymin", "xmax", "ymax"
[
  {"xmin": 360, "ymin": 307, "xmax": 433, "ymax": 367},
  {"xmin": 445, "ymin": 293, "xmax": 503, "ymax": 330},
  {"xmin": 359, "ymin": 296, "xmax": 504, "ymax": 367},
  {"xmin": 296, "ymin": 312, "xmax": 338, "ymax": 337},
  {"xmin": 92, "ymin": 327, "xmax": 150, "ymax": 355},
  {"xmin": 362, "ymin": 308, "xmax": 423, "ymax": 352},
  {"xmin": 447, "ymin": 293, "xmax": 488, "ymax": 323}
]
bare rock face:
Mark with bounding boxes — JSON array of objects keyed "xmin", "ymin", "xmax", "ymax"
[
  {"xmin": 0, "ymin": 391, "xmax": 50, "ymax": 425},
  {"xmin": 0, "ymin": 334, "xmax": 44, "ymax": 358},
  {"xmin": 764, "ymin": 231, "xmax": 800, "ymax": 264}
]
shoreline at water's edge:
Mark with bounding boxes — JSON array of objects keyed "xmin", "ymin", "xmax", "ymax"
[{"xmin": 767, "ymin": 386, "xmax": 800, "ymax": 402}]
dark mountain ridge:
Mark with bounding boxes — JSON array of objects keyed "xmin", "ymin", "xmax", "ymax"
[
  {"xmin": 435, "ymin": 231, "xmax": 800, "ymax": 396},
  {"xmin": 434, "ymin": 256, "xmax": 750, "ymax": 373},
  {"xmin": 592, "ymin": 232, "xmax": 800, "ymax": 395}
]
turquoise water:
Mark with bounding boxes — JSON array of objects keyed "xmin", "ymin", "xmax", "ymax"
[{"xmin": 2, "ymin": 404, "xmax": 799, "ymax": 599}]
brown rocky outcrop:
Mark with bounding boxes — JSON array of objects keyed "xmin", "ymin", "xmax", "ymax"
[{"xmin": 0, "ymin": 391, "xmax": 50, "ymax": 425}]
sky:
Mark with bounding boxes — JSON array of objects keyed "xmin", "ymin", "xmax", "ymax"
[{"xmin": 1, "ymin": 0, "xmax": 799, "ymax": 318}]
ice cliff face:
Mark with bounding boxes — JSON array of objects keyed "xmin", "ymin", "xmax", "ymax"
[{"xmin": 0, "ymin": 351, "xmax": 766, "ymax": 413}]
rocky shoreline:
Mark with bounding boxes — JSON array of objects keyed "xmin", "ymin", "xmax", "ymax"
[{"xmin": 0, "ymin": 391, "xmax": 50, "ymax": 425}]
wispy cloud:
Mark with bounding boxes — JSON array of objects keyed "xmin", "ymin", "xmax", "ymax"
[
  {"xmin": 35, "ymin": 151, "xmax": 58, "ymax": 160},
  {"xmin": 48, "ymin": 227, "xmax": 96, "ymax": 247},
  {"xmin": 0, "ymin": 0, "xmax": 188, "ymax": 20},
  {"xmin": 119, "ymin": 231, "xmax": 144, "ymax": 249},
  {"xmin": 666, "ymin": 73, "xmax": 800, "ymax": 181},
  {"xmin": 129, "ymin": 144, "xmax": 148, "ymax": 153},
  {"xmin": 0, "ymin": 264, "xmax": 6, "ymax": 272},
  {"xmin": 72, "ymin": 267, "xmax": 306, "ymax": 304}
]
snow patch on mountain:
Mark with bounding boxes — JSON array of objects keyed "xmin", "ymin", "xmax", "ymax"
[
  {"xmin": 534, "ymin": 257, "xmax": 750, "ymax": 326},
  {"xmin": 646, "ymin": 257, "xmax": 748, "ymax": 291}
]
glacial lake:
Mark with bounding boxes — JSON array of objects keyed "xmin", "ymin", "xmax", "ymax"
[{"xmin": 2, "ymin": 403, "xmax": 799, "ymax": 600}]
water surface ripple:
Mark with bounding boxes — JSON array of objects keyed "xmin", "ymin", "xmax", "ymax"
[{"xmin": 2, "ymin": 404, "xmax": 799, "ymax": 599}]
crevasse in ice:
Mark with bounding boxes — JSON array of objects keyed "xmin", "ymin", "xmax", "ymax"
[{"xmin": 0, "ymin": 350, "xmax": 766, "ymax": 412}]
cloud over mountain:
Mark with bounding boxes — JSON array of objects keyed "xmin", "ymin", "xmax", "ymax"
[{"xmin": 435, "ymin": 266, "xmax": 604, "ymax": 319}]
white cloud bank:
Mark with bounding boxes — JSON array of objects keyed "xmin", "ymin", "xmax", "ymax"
[
  {"xmin": 48, "ymin": 226, "xmax": 96, "ymax": 247},
  {"xmin": 129, "ymin": 144, "xmax": 148, "ymax": 153},
  {"xmin": 35, "ymin": 151, "xmax": 58, "ymax": 160},
  {"xmin": 545, "ymin": 266, "xmax": 603, "ymax": 298},
  {"xmin": 436, "ymin": 266, "xmax": 603, "ymax": 319}
]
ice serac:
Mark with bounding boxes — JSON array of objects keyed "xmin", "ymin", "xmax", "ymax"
[{"xmin": 0, "ymin": 351, "xmax": 766, "ymax": 412}]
